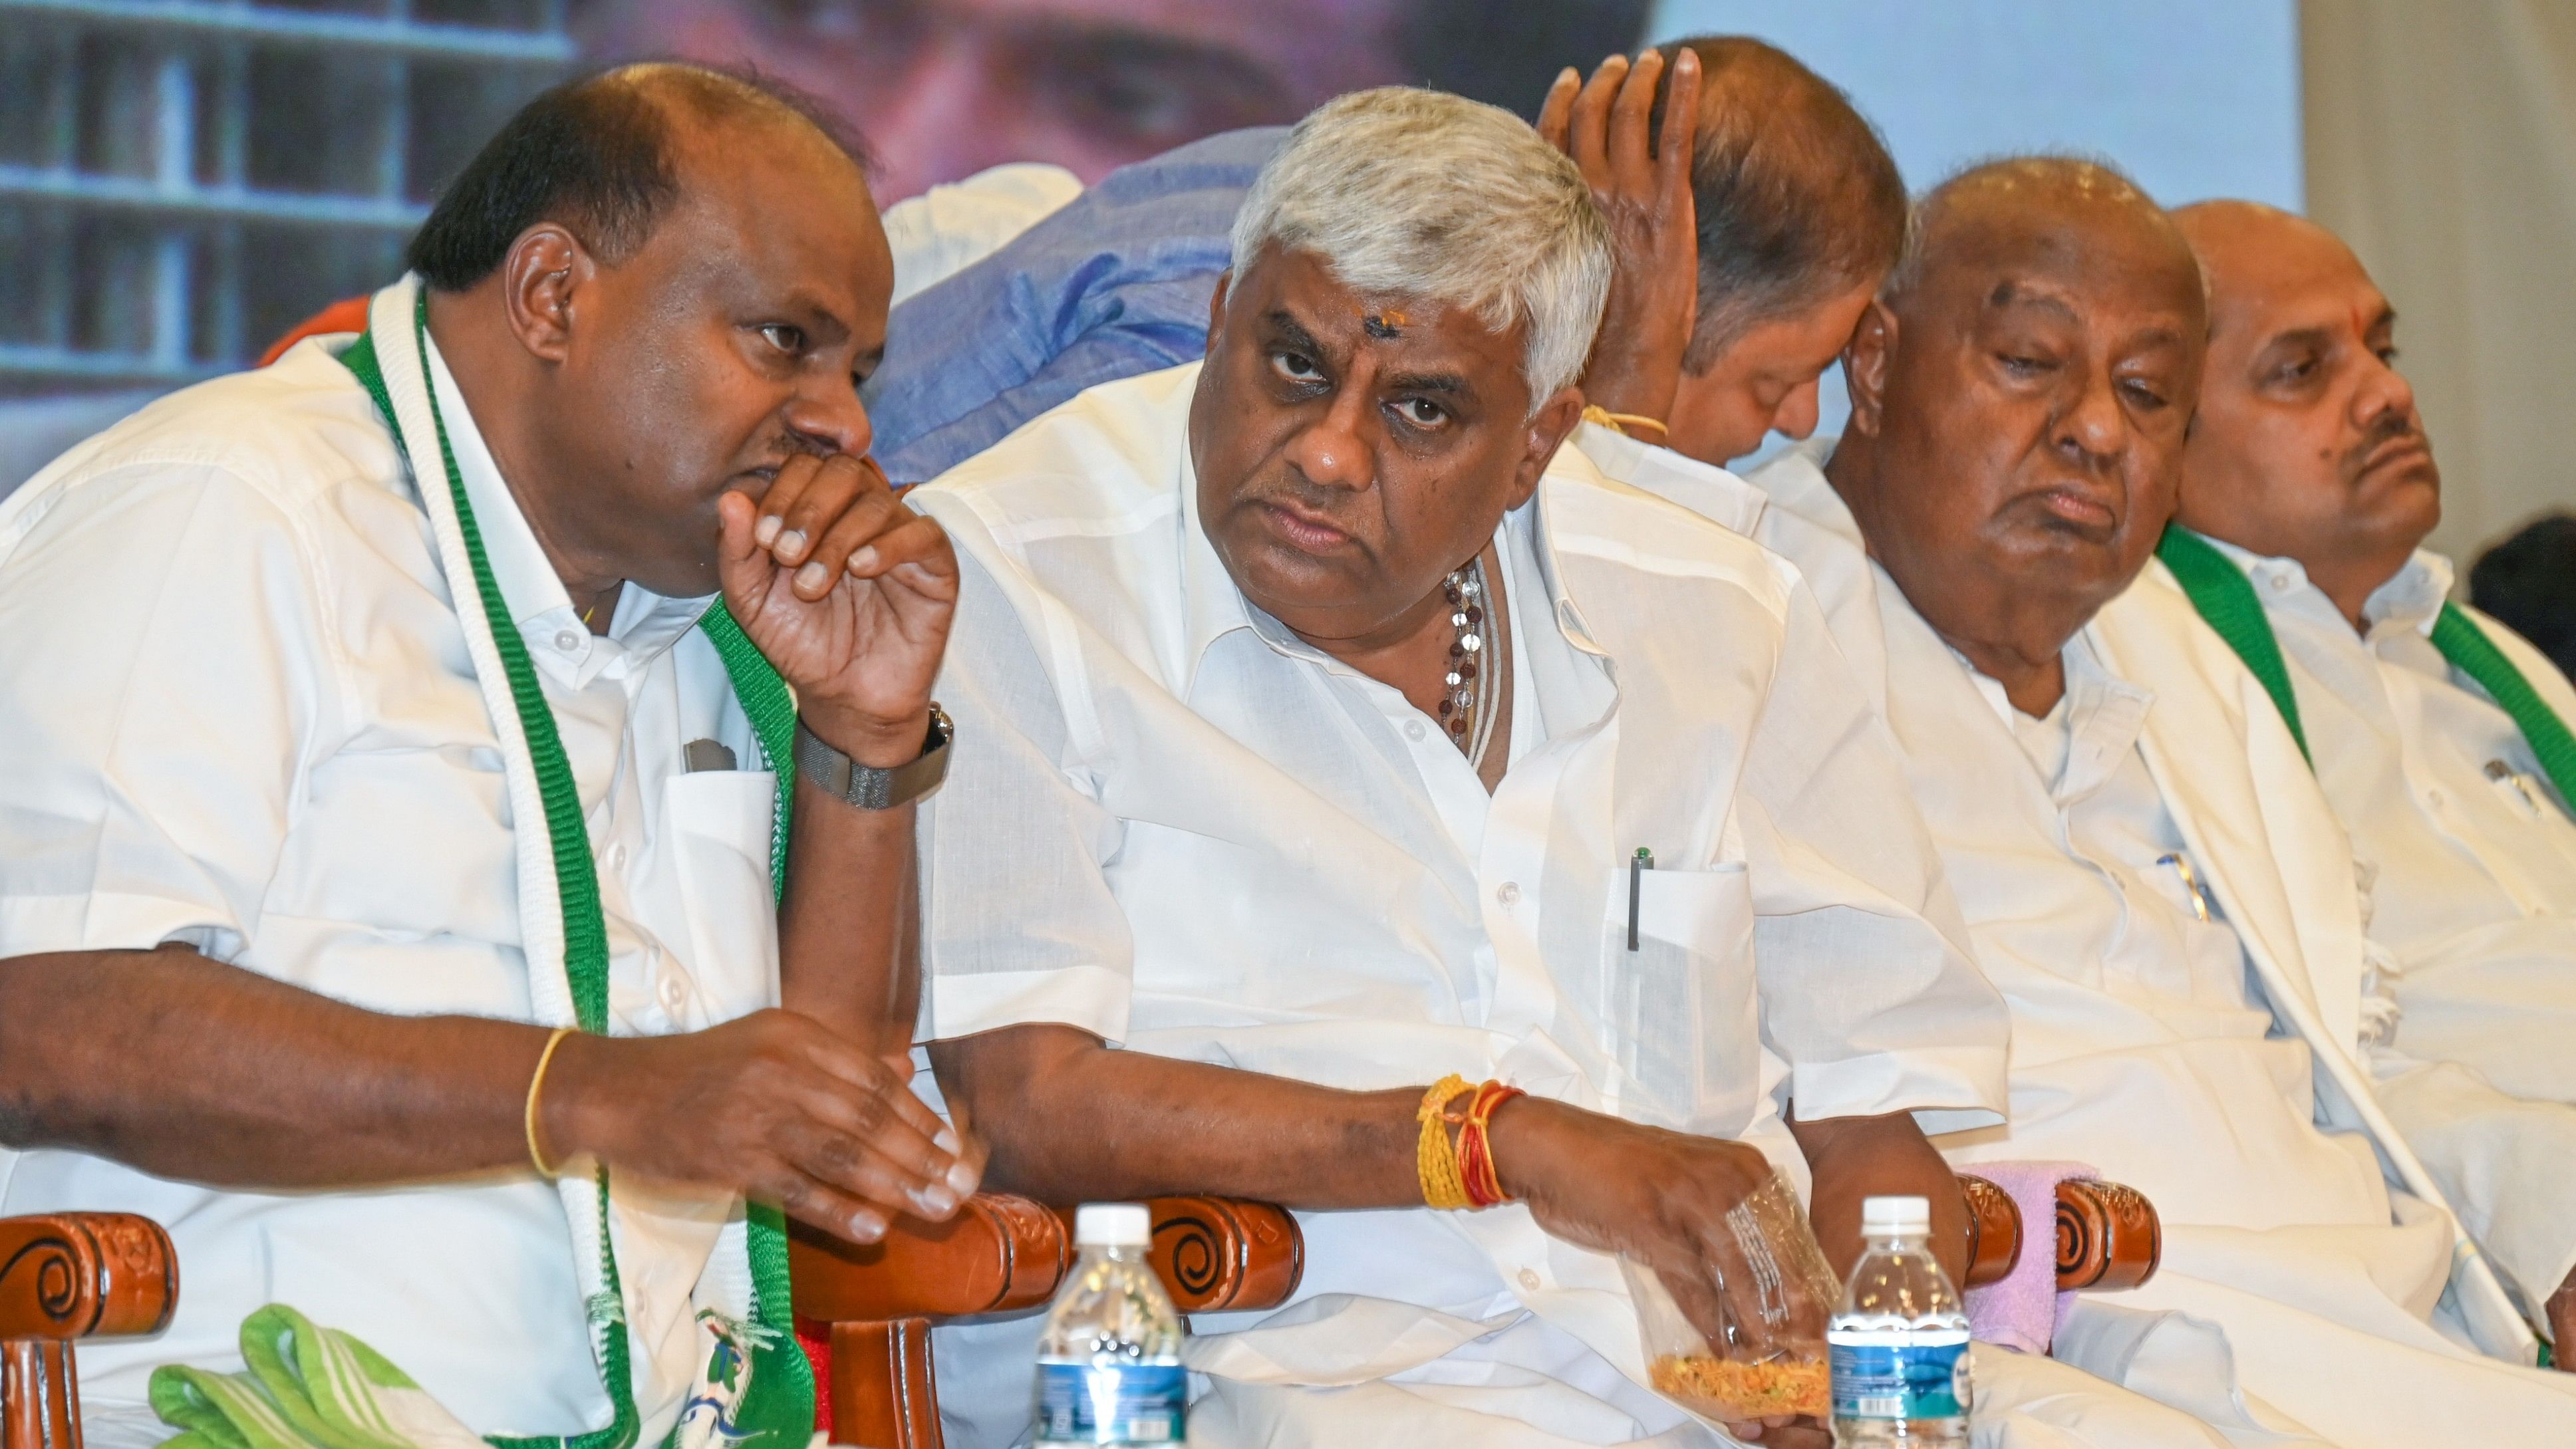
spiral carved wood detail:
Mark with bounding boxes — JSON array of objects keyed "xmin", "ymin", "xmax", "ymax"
[
  {"xmin": 1953, "ymin": 1175, "xmax": 2162, "ymax": 1293},
  {"xmin": 2055, "ymin": 1180, "xmax": 2162, "ymax": 1291},
  {"xmin": 0, "ymin": 1214, "xmax": 176, "ymax": 1343},
  {"xmin": 1145, "ymin": 1196, "xmax": 1304, "ymax": 1314},
  {"xmin": 3, "ymin": 1214, "xmax": 181, "ymax": 1449}
]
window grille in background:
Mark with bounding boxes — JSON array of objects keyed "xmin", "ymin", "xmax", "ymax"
[{"xmin": 0, "ymin": 0, "xmax": 573, "ymax": 396}]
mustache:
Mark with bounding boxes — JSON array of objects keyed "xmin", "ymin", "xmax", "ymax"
[
  {"xmin": 2343, "ymin": 409, "xmax": 2424, "ymax": 473},
  {"xmin": 1239, "ymin": 469, "xmax": 1358, "ymax": 521}
]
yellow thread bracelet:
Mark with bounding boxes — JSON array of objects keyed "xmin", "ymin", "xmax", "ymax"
[
  {"xmin": 525, "ymin": 1025, "xmax": 577, "ymax": 1178},
  {"xmin": 1417, "ymin": 1073, "xmax": 1475, "ymax": 1210},
  {"xmin": 1582, "ymin": 404, "xmax": 1671, "ymax": 440}
]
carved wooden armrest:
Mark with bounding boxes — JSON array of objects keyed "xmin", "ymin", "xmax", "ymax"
[
  {"xmin": 1957, "ymin": 1176, "xmax": 2162, "ymax": 1292},
  {"xmin": 789, "ymin": 1194, "xmax": 1070, "ymax": 1324},
  {"xmin": 2, "ymin": 1213, "xmax": 180, "ymax": 1449},
  {"xmin": 792, "ymin": 1194, "xmax": 1303, "ymax": 1449}
]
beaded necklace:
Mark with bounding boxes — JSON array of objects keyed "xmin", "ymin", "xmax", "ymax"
[{"xmin": 1439, "ymin": 557, "xmax": 1499, "ymax": 766}]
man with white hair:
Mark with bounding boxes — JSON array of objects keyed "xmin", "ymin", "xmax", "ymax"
[
  {"xmin": 1725, "ymin": 159, "xmax": 2576, "ymax": 1446},
  {"xmin": 908, "ymin": 87, "xmax": 2011, "ymax": 1448}
]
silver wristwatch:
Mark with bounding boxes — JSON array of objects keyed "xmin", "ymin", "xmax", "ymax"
[{"xmin": 793, "ymin": 705, "xmax": 952, "ymax": 810}]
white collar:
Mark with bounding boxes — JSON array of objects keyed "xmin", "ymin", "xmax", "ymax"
[
  {"xmin": 1959, "ymin": 632, "xmax": 2154, "ymax": 805},
  {"xmin": 2200, "ymin": 532, "xmax": 2454, "ymax": 642},
  {"xmin": 1746, "ymin": 434, "xmax": 1865, "ymax": 549}
]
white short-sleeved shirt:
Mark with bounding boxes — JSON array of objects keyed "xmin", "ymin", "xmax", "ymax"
[
  {"xmin": 906, "ymin": 364, "xmax": 2005, "ymax": 1438},
  {"xmin": 0, "ymin": 335, "xmax": 783, "ymax": 1442},
  {"xmin": 2208, "ymin": 540, "xmax": 2576, "ymax": 1100}
]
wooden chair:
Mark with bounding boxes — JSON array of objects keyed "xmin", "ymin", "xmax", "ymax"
[
  {"xmin": 791, "ymin": 1174, "xmax": 2158, "ymax": 1446},
  {"xmin": 1957, "ymin": 1174, "xmax": 2164, "ymax": 1293},
  {"xmin": 791, "ymin": 1194, "xmax": 1302, "ymax": 1449},
  {"xmin": 1, "ymin": 1214, "xmax": 180, "ymax": 1449}
]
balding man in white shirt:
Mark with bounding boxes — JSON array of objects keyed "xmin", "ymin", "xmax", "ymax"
[
  {"xmin": 2142, "ymin": 199, "xmax": 2576, "ymax": 1354},
  {"xmin": 0, "ymin": 66, "xmax": 974, "ymax": 1448},
  {"xmin": 910, "ymin": 83, "xmax": 2011, "ymax": 1449},
  {"xmin": 1584, "ymin": 156, "xmax": 2576, "ymax": 1447}
]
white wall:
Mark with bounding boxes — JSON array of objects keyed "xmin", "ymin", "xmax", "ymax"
[
  {"xmin": 2304, "ymin": 0, "xmax": 2576, "ymax": 559},
  {"xmin": 1647, "ymin": 0, "xmax": 2304, "ymax": 205},
  {"xmin": 1647, "ymin": 0, "xmax": 2306, "ymax": 457}
]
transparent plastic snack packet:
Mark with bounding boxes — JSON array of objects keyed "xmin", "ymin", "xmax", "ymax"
[{"xmin": 1624, "ymin": 1168, "xmax": 1841, "ymax": 1426}]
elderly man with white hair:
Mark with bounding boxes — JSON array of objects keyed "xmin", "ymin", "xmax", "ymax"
[{"xmin": 902, "ymin": 86, "xmax": 2019, "ymax": 1449}]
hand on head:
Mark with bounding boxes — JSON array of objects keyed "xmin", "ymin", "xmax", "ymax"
[
  {"xmin": 1538, "ymin": 37, "xmax": 1906, "ymax": 467},
  {"xmin": 1538, "ymin": 49, "xmax": 1702, "ymax": 431}
]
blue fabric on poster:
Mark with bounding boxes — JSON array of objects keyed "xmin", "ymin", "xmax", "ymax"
[{"xmin": 864, "ymin": 127, "xmax": 1279, "ymax": 485}]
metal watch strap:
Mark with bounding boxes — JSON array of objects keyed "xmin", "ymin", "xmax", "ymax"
[{"xmin": 791, "ymin": 705, "xmax": 951, "ymax": 810}]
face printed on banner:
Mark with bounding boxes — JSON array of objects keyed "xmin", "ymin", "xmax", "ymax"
[{"xmin": 575, "ymin": 0, "xmax": 1417, "ymax": 201}]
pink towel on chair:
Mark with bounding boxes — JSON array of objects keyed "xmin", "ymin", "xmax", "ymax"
[{"xmin": 1961, "ymin": 1160, "xmax": 2097, "ymax": 1355}]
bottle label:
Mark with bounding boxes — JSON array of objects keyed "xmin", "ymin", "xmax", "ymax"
[
  {"xmin": 1034, "ymin": 1360, "xmax": 1187, "ymax": 1444},
  {"xmin": 1828, "ymin": 1327, "xmax": 1971, "ymax": 1421}
]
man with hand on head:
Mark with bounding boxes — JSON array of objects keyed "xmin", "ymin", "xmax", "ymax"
[
  {"xmin": 2122, "ymin": 200, "xmax": 2576, "ymax": 1353},
  {"xmin": 858, "ymin": 35, "xmax": 1899, "ymax": 492},
  {"xmin": 0, "ymin": 65, "xmax": 970, "ymax": 1449},
  {"xmin": 1726, "ymin": 158, "xmax": 2576, "ymax": 1446},
  {"xmin": 1538, "ymin": 39, "xmax": 1901, "ymax": 487},
  {"xmin": 911, "ymin": 86, "xmax": 2008, "ymax": 1449}
]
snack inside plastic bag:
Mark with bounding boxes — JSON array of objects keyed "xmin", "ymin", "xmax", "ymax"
[{"xmin": 1625, "ymin": 1168, "xmax": 1840, "ymax": 1425}]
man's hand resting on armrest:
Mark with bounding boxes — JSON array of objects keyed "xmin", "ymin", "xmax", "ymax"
[
  {"xmin": 932, "ymin": 1023, "xmax": 1837, "ymax": 1446},
  {"xmin": 1789, "ymin": 1107, "xmax": 1970, "ymax": 1286},
  {"xmin": 0, "ymin": 945, "xmax": 975, "ymax": 1244}
]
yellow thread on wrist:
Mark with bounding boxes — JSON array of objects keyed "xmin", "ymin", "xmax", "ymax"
[
  {"xmin": 1582, "ymin": 405, "xmax": 1671, "ymax": 440},
  {"xmin": 1417, "ymin": 1073, "xmax": 1475, "ymax": 1210},
  {"xmin": 525, "ymin": 1025, "xmax": 577, "ymax": 1178}
]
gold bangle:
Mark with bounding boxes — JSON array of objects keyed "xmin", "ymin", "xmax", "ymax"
[
  {"xmin": 1582, "ymin": 404, "xmax": 1671, "ymax": 441},
  {"xmin": 1416, "ymin": 1074, "xmax": 1475, "ymax": 1210},
  {"xmin": 525, "ymin": 1025, "xmax": 577, "ymax": 1178}
]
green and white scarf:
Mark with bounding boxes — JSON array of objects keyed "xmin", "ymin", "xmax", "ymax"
[
  {"xmin": 151, "ymin": 277, "xmax": 815, "ymax": 1449},
  {"xmin": 2158, "ymin": 523, "xmax": 2576, "ymax": 815}
]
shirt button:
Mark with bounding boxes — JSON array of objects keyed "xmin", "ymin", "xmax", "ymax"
[
  {"xmin": 1517, "ymin": 1268, "xmax": 1542, "ymax": 1291},
  {"xmin": 2268, "ymin": 574, "xmax": 2292, "ymax": 593},
  {"xmin": 1405, "ymin": 720, "xmax": 1427, "ymax": 742},
  {"xmin": 2424, "ymin": 788, "xmax": 2446, "ymax": 811},
  {"xmin": 1495, "ymin": 882, "xmax": 1522, "ymax": 907},
  {"xmin": 553, "ymin": 628, "xmax": 583, "ymax": 652},
  {"xmin": 606, "ymin": 843, "xmax": 627, "ymax": 870},
  {"xmin": 658, "ymin": 974, "xmax": 688, "ymax": 1013}
]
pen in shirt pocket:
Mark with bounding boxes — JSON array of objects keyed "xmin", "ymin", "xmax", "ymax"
[
  {"xmin": 2156, "ymin": 851, "xmax": 2212, "ymax": 923},
  {"xmin": 1628, "ymin": 847, "xmax": 1653, "ymax": 951}
]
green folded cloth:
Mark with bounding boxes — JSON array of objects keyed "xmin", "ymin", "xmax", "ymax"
[{"xmin": 150, "ymin": 1305, "xmax": 486, "ymax": 1449}]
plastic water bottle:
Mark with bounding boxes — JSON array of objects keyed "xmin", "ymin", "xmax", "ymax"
[
  {"xmin": 1034, "ymin": 1203, "xmax": 1188, "ymax": 1445},
  {"xmin": 1828, "ymin": 1194, "xmax": 1971, "ymax": 1446}
]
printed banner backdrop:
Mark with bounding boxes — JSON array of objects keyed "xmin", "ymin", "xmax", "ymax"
[{"xmin": 3, "ymin": 0, "xmax": 2305, "ymax": 501}]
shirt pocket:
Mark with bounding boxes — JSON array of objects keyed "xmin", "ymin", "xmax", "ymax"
[
  {"xmin": 1598, "ymin": 862, "xmax": 1756, "ymax": 1130},
  {"xmin": 661, "ymin": 769, "xmax": 782, "ymax": 1023}
]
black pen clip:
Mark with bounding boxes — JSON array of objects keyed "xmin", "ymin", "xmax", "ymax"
[{"xmin": 1627, "ymin": 847, "xmax": 1653, "ymax": 951}]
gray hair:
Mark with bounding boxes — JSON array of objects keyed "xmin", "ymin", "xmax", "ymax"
[{"xmin": 1228, "ymin": 87, "xmax": 1613, "ymax": 406}]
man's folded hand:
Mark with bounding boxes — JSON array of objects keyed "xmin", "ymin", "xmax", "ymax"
[{"xmin": 539, "ymin": 1008, "xmax": 980, "ymax": 1243}]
